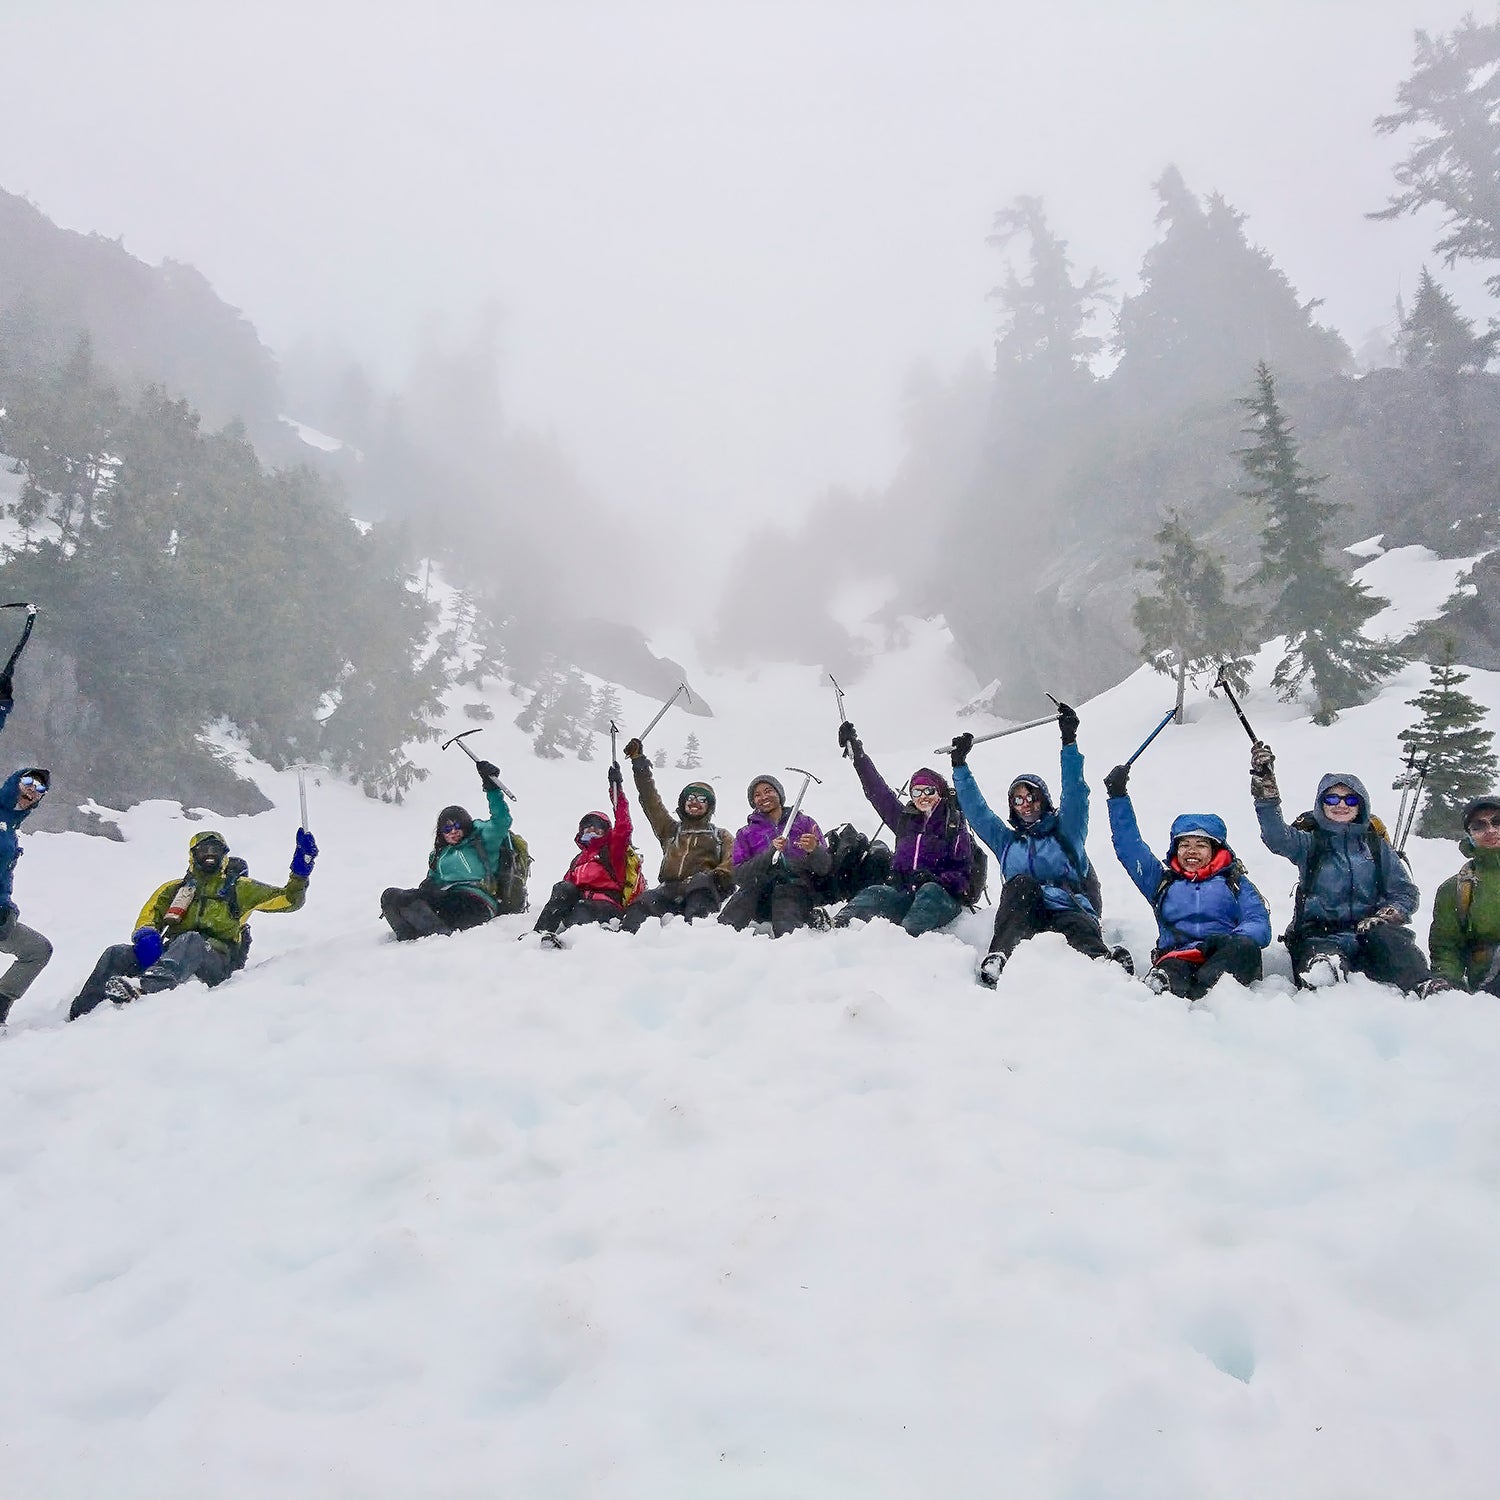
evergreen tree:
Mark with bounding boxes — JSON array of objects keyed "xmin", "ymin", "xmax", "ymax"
[
  {"xmin": 676, "ymin": 732, "xmax": 703, "ymax": 769},
  {"xmin": 1397, "ymin": 266, "xmax": 1498, "ymax": 373},
  {"xmin": 1373, "ymin": 16, "xmax": 1500, "ymax": 295},
  {"xmin": 590, "ymin": 683, "xmax": 623, "ymax": 734},
  {"xmin": 1240, "ymin": 364, "xmax": 1404, "ymax": 723},
  {"xmin": 1131, "ymin": 511, "xmax": 1252, "ymax": 722},
  {"xmin": 1398, "ymin": 638, "xmax": 1499, "ymax": 838},
  {"xmin": 653, "ymin": 747, "xmax": 668, "ymax": 769}
]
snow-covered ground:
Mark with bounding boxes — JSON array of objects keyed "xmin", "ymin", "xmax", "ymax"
[{"xmin": 3, "ymin": 547, "xmax": 1500, "ymax": 1496}]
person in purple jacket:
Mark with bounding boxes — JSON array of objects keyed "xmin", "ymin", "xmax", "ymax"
[
  {"xmin": 832, "ymin": 720, "xmax": 973, "ymax": 935},
  {"xmin": 718, "ymin": 774, "xmax": 832, "ymax": 937}
]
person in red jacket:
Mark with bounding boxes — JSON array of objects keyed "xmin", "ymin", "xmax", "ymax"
[{"xmin": 531, "ymin": 762, "xmax": 648, "ymax": 943}]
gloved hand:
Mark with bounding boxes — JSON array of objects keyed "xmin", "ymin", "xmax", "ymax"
[
  {"xmin": 1056, "ymin": 702, "xmax": 1079, "ymax": 745},
  {"xmin": 623, "ymin": 738, "xmax": 645, "ymax": 761},
  {"xmin": 291, "ymin": 828, "xmax": 319, "ymax": 879},
  {"xmin": 132, "ymin": 926, "xmax": 163, "ymax": 969},
  {"xmin": 0, "ymin": 668, "xmax": 12, "ymax": 704},
  {"xmin": 837, "ymin": 721, "xmax": 860, "ymax": 753},
  {"xmin": 608, "ymin": 761, "xmax": 624, "ymax": 791},
  {"xmin": 949, "ymin": 732, "xmax": 974, "ymax": 768},
  {"xmin": 1249, "ymin": 740, "xmax": 1279, "ymax": 801},
  {"xmin": 1103, "ymin": 763, "xmax": 1130, "ymax": 799},
  {"xmin": 1357, "ymin": 904, "xmax": 1406, "ymax": 934},
  {"xmin": 475, "ymin": 759, "xmax": 501, "ymax": 788}
]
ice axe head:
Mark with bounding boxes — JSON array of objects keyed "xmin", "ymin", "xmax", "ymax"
[{"xmin": 441, "ymin": 728, "xmax": 483, "ymax": 762}]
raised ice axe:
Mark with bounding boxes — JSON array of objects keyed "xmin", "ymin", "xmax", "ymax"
[
  {"xmin": 635, "ymin": 682, "xmax": 692, "ymax": 747},
  {"xmin": 441, "ymin": 727, "xmax": 518, "ymax": 800},
  {"xmin": 774, "ymin": 765, "xmax": 822, "ymax": 866},
  {"xmin": 1, "ymin": 601, "xmax": 38, "ymax": 684},
  {"xmin": 829, "ymin": 673, "xmax": 854, "ymax": 758},
  {"xmin": 932, "ymin": 711, "xmax": 1059, "ymax": 757},
  {"xmin": 1213, "ymin": 662, "xmax": 1259, "ymax": 745}
]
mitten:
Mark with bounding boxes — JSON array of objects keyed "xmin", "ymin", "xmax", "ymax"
[
  {"xmin": 608, "ymin": 762, "xmax": 624, "ymax": 790},
  {"xmin": 132, "ymin": 926, "xmax": 164, "ymax": 969},
  {"xmin": 837, "ymin": 721, "xmax": 860, "ymax": 753}
]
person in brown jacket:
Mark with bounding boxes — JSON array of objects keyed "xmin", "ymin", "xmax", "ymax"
[{"xmin": 624, "ymin": 737, "xmax": 734, "ymax": 923}]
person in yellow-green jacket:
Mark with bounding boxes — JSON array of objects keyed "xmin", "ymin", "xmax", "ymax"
[
  {"xmin": 68, "ymin": 825, "xmax": 316, "ymax": 1020},
  {"xmin": 1427, "ymin": 794, "xmax": 1500, "ymax": 996}
]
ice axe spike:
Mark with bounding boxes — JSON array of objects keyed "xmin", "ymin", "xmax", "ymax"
[
  {"xmin": 1213, "ymin": 663, "xmax": 1259, "ymax": 744},
  {"xmin": 774, "ymin": 765, "xmax": 822, "ymax": 867},
  {"xmin": 635, "ymin": 683, "xmax": 690, "ymax": 747},
  {"xmin": 441, "ymin": 727, "xmax": 518, "ymax": 800}
]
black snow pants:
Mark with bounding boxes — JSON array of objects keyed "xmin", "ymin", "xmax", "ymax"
[
  {"xmin": 986, "ymin": 874, "xmax": 1109, "ymax": 962},
  {"xmin": 631, "ymin": 873, "xmax": 725, "ymax": 925},
  {"xmin": 69, "ymin": 931, "xmax": 235, "ymax": 1021},
  {"xmin": 532, "ymin": 882, "xmax": 647, "ymax": 936},
  {"xmin": 1151, "ymin": 933, "xmax": 1263, "ymax": 999},
  {"xmin": 381, "ymin": 884, "xmax": 496, "ymax": 941},
  {"xmin": 718, "ymin": 869, "xmax": 819, "ymax": 938},
  {"xmin": 1286, "ymin": 921, "xmax": 1431, "ymax": 994}
]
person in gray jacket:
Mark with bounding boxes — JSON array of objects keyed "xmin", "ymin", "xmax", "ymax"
[{"xmin": 1250, "ymin": 741, "xmax": 1429, "ymax": 992}]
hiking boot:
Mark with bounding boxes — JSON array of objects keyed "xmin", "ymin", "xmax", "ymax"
[
  {"xmin": 1143, "ymin": 967, "xmax": 1170, "ymax": 995},
  {"xmin": 977, "ymin": 952, "xmax": 1006, "ymax": 989},
  {"xmin": 103, "ymin": 975, "xmax": 141, "ymax": 1004},
  {"xmin": 809, "ymin": 907, "xmax": 832, "ymax": 932},
  {"xmin": 1303, "ymin": 954, "xmax": 1347, "ymax": 989},
  {"xmin": 1108, "ymin": 944, "xmax": 1135, "ymax": 976},
  {"xmin": 535, "ymin": 930, "xmax": 565, "ymax": 950},
  {"xmin": 1418, "ymin": 976, "xmax": 1457, "ymax": 999}
]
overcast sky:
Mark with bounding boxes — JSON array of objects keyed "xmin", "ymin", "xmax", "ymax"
[{"xmin": 2, "ymin": 0, "xmax": 1484, "ymax": 548}]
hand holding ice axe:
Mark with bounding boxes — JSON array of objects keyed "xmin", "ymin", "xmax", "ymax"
[
  {"xmin": 774, "ymin": 766, "xmax": 822, "ymax": 866},
  {"xmin": 625, "ymin": 683, "xmax": 692, "ymax": 761},
  {"xmin": 441, "ymin": 728, "xmax": 518, "ymax": 800}
]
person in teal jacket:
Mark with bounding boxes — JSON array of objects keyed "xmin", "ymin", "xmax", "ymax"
[{"xmin": 381, "ymin": 758, "xmax": 522, "ymax": 939}]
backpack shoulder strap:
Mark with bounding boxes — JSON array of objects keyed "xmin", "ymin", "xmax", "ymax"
[{"xmin": 1456, "ymin": 860, "xmax": 1478, "ymax": 933}]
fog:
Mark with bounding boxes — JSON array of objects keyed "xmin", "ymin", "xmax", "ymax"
[{"xmin": 1, "ymin": 0, "xmax": 1481, "ymax": 562}]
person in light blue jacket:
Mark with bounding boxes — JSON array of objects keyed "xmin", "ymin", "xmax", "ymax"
[
  {"xmin": 949, "ymin": 702, "xmax": 1128, "ymax": 987},
  {"xmin": 1103, "ymin": 760, "xmax": 1270, "ymax": 999}
]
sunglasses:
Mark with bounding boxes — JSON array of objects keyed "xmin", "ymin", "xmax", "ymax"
[
  {"xmin": 18, "ymin": 776, "xmax": 47, "ymax": 796},
  {"xmin": 1322, "ymin": 792, "xmax": 1363, "ymax": 808},
  {"xmin": 1468, "ymin": 813, "xmax": 1500, "ymax": 833},
  {"xmin": 911, "ymin": 784, "xmax": 940, "ymax": 799},
  {"xmin": 440, "ymin": 821, "xmax": 466, "ymax": 834},
  {"xmin": 682, "ymin": 792, "xmax": 709, "ymax": 804},
  {"xmin": 1011, "ymin": 786, "xmax": 1041, "ymax": 804}
]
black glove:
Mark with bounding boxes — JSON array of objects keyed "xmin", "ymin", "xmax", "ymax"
[
  {"xmin": 623, "ymin": 738, "xmax": 645, "ymax": 761},
  {"xmin": 0, "ymin": 669, "xmax": 12, "ymax": 704},
  {"xmin": 1056, "ymin": 702, "xmax": 1079, "ymax": 745},
  {"xmin": 608, "ymin": 761, "xmax": 624, "ymax": 790},
  {"xmin": 1194, "ymin": 933, "xmax": 1222, "ymax": 957},
  {"xmin": 949, "ymin": 732, "xmax": 974, "ymax": 768},
  {"xmin": 1103, "ymin": 763, "xmax": 1130, "ymax": 799},
  {"xmin": 837, "ymin": 720, "xmax": 859, "ymax": 752},
  {"xmin": 475, "ymin": 759, "xmax": 500, "ymax": 787}
]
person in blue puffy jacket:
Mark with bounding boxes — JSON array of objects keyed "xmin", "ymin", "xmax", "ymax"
[
  {"xmin": 1250, "ymin": 741, "xmax": 1429, "ymax": 993},
  {"xmin": 1103, "ymin": 761, "xmax": 1270, "ymax": 999},
  {"xmin": 949, "ymin": 702, "xmax": 1130, "ymax": 988}
]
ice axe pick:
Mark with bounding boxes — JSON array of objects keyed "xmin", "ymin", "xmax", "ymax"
[
  {"xmin": 1213, "ymin": 663, "xmax": 1259, "ymax": 745},
  {"xmin": 441, "ymin": 728, "xmax": 518, "ymax": 800}
]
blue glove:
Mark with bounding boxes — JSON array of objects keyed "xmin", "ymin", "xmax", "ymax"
[
  {"xmin": 132, "ymin": 926, "xmax": 163, "ymax": 968},
  {"xmin": 291, "ymin": 828, "xmax": 318, "ymax": 879}
]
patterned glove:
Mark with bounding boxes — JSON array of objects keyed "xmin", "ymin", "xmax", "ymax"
[
  {"xmin": 1249, "ymin": 740, "xmax": 1279, "ymax": 801},
  {"xmin": 291, "ymin": 828, "xmax": 319, "ymax": 879},
  {"xmin": 623, "ymin": 738, "xmax": 645, "ymax": 761},
  {"xmin": 1357, "ymin": 904, "xmax": 1406, "ymax": 934},
  {"xmin": 949, "ymin": 732, "xmax": 974, "ymax": 768}
]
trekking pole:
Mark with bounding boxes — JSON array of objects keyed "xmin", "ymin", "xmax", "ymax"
[
  {"xmin": 830, "ymin": 673, "xmax": 852, "ymax": 758},
  {"xmin": 1213, "ymin": 663, "xmax": 1259, "ymax": 744},
  {"xmin": 441, "ymin": 727, "xmax": 518, "ymax": 800},
  {"xmin": 635, "ymin": 683, "xmax": 691, "ymax": 747},
  {"xmin": 1, "ymin": 602, "xmax": 37, "ymax": 682},
  {"xmin": 1124, "ymin": 707, "xmax": 1178, "ymax": 768},
  {"xmin": 1393, "ymin": 748, "xmax": 1430, "ymax": 854},
  {"xmin": 774, "ymin": 765, "xmax": 822, "ymax": 866},
  {"xmin": 931, "ymin": 713, "xmax": 1058, "ymax": 756}
]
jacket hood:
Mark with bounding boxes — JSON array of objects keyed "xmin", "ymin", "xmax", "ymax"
[
  {"xmin": 576, "ymin": 810, "xmax": 612, "ymax": 849},
  {"xmin": 189, "ymin": 828, "xmax": 229, "ymax": 853},
  {"xmin": 747, "ymin": 775, "xmax": 786, "ymax": 807},
  {"xmin": 1165, "ymin": 812, "xmax": 1229, "ymax": 857},
  {"xmin": 1313, "ymin": 771, "xmax": 1372, "ymax": 830},
  {"xmin": 1007, "ymin": 773, "xmax": 1054, "ymax": 827},
  {"xmin": 677, "ymin": 781, "xmax": 717, "ymax": 819}
]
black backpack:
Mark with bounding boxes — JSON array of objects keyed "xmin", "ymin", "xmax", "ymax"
[{"xmin": 817, "ymin": 824, "xmax": 894, "ymax": 903}]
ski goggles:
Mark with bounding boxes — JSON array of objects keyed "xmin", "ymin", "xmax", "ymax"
[
  {"xmin": 17, "ymin": 775, "xmax": 47, "ymax": 796},
  {"xmin": 1321, "ymin": 792, "xmax": 1363, "ymax": 808}
]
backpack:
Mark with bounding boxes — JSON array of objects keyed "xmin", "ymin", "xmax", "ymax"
[
  {"xmin": 1286, "ymin": 811, "xmax": 1400, "ymax": 934},
  {"xmin": 942, "ymin": 799, "xmax": 988, "ymax": 908},
  {"xmin": 491, "ymin": 832, "xmax": 533, "ymax": 915},
  {"xmin": 167, "ymin": 856, "xmax": 255, "ymax": 970},
  {"xmin": 816, "ymin": 824, "xmax": 893, "ymax": 903},
  {"xmin": 599, "ymin": 841, "xmax": 648, "ymax": 906}
]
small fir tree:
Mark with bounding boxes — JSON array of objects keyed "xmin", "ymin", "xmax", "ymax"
[
  {"xmin": 676, "ymin": 733, "xmax": 703, "ymax": 769},
  {"xmin": 653, "ymin": 747, "xmax": 668, "ymax": 769},
  {"xmin": 1240, "ymin": 363, "xmax": 1404, "ymax": 723},
  {"xmin": 1397, "ymin": 638, "xmax": 1498, "ymax": 838},
  {"xmin": 1397, "ymin": 266, "xmax": 1498, "ymax": 373},
  {"xmin": 1131, "ymin": 511, "xmax": 1253, "ymax": 722}
]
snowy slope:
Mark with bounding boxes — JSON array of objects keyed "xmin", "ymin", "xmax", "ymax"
[{"xmin": 3, "ymin": 548, "xmax": 1500, "ymax": 1497}]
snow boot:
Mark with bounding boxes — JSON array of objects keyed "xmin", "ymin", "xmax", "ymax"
[
  {"xmin": 103, "ymin": 975, "xmax": 141, "ymax": 1004},
  {"xmin": 1304, "ymin": 954, "xmax": 1347, "ymax": 989},
  {"xmin": 1108, "ymin": 945, "xmax": 1135, "ymax": 976},
  {"xmin": 1143, "ymin": 967, "xmax": 1170, "ymax": 995},
  {"xmin": 977, "ymin": 952, "xmax": 1006, "ymax": 989}
]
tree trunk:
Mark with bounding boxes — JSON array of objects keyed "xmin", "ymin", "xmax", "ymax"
[{"xmin": 1174, "ymin": 651, "xmax": 1187, "ymax": 724}]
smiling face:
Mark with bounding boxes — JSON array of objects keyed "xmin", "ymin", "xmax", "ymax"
[
  {"xmin": 751, "ymin": 781, "xmax": 783, "ymax": 820},
  {"xmin": 440, "ymin": 819, "xmax": 466, "ymax": 845},
  {"xmin": 16, "ymin": 780, "xmax": 44, "ymax": 811},
  {"xmin": 1010, "ymin": 782, "xmax": 1043, "ymax": 825},
  {"xmin": 1467, "ymin": 807, "xmax": 1500, "ymax": 851},
  {"xmin": 1321, "ymin": 783, "xmax": 1361, "ymax": 824},
  {"xmin": 1174, "ymin": 834, "xmax": 1217, "ymax": 872},
  {"xmin": 911, "ymin": 782, "xmax": 941, "ymax": 813}
]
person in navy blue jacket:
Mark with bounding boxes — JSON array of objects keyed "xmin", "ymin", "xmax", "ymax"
[
  {"xmin": 949, "ymin": 702, "xmax": 1128, "ymax": 987},
  {"xmin": 1103, "ymin": 761, "xmax": 1270, "ymax": 999},
  {"xmin": 0, "ymin": 677, "xmax": 54, "ymax": 1026}
]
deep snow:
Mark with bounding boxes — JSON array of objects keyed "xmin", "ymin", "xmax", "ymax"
[{"xmin": 3, "ymin": 547, "xmax": 1499, "ymax": 1497}]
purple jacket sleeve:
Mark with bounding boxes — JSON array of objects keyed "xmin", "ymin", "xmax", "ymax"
[{"xmin": 853, "ymin": 747, "xmax": 904, "ymax": 829}]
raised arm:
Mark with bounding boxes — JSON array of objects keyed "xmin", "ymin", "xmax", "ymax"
[
  {"xmin": 1106, "ymin": 790, "xmax": 1165, "ymax": 902},
  {"xmin": 474, "ymin": 783, "xmax": 514, "ymax": 863},
  {"xmin": 953, "ymin": 763, "xmax": 1011, "ymax": 861},
  {"xmin": 629, "ymin": 752, "xmax": 677, "ymax": 847},
  {"xmin": 1057, "ymin": 740, "xmax": 1090, "ymax": 853},
  {"xmin": 851, "ymin": 744, "xmax": 905, "ymax": 829}
]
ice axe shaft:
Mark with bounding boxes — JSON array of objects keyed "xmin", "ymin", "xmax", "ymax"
[
  {"xmin": 774, "ymin": 765, "xmax": 822, "ymax": 866},
  {"xmin": 829, "ymin": 673, "xmax": 852, "ymax": 758},
  {"xmin": 609, "ymin": 719, "xmax": 619, "ymax": 767},
  {"xmin": 636, "ymin": 683, "xmax": 690, "ymax": 745},
  {"xmin": 1, "ymin": 602, "xmax": 37, "ymax": 681},
  {"xmin": 932, "ymin": 712, "xmax": 1058, "ymax": 756},
  {"xmin": 297, "ymin": 769, "xmax": 310, "ymax": 835},
  {"xmin": 1124, "ymin": 707, "xmax": 1178, "ymax": 768},
  {"xmin": 441, "ymin": 727, "xmax": 518, "ymax": 800},
  {"xmin": 1214, "ymin": 666, "xmax": 1258, "ymax": 744}
]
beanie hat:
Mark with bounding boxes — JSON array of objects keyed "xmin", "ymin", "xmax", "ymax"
[
  {"xmin": 678, "ymin": 781, "xmax": 716, "ymax": 818},
  {"xmin": 747, "ymin": 774, "xmax": 786, "ymax": 807},
  {"xmin": 1463, "ymin": 794, "xmax": 1500, "ymax": 831},
  {"xmin": 909, "ymin": 768, "xmax": 949, "ymax": 797}
]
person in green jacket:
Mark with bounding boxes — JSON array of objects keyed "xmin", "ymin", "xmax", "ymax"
[
  {"xmin": 381, "ymin": 758, "xmax": 523, "ymax": 940},
  {"xmin": 1428, "ymin": 794, "xmax": 1500, "ymax": 995},
  {"xmin": 69, "ymin": 824, "xmax": 316, "ymax": 1019}
]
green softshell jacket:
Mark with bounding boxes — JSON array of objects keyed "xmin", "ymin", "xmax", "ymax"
[
  {"xmin": 630, "ymin": 755, "xmax": 734, "ymax": 892},
  {"xmin": 137, "ymin": 867, "xmax": 308, "ymax": 958},
  {"xmin": 428, "ymin": 785, "xmax": 514, "ymax": 908},
  {"xmin": 1429, "ymin": 839, "xmax": 1500, "ymax": 989}
]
